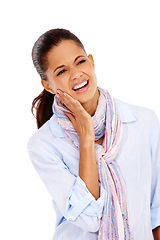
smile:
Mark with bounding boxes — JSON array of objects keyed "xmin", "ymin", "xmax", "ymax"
[{"xmin": 72, "ymin": 80, "xmax": 89, "ymax": 91}]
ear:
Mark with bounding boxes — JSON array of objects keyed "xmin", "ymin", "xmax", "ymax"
[
  {"xmin": 88, "ymin": 54, "xmax": 95, "ymax": 68},
  {"xmin": 41, "ymin": 79, "xmax": 55, "ymax": 94}
]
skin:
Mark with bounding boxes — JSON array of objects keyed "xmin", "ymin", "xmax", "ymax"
[
  {"xmin": 153, "ymin": 227, "xmax": 160, "ymax": 240},
  {"xmin": 41, "ymin": 40, "xmax": 160, "ymax": 237}
]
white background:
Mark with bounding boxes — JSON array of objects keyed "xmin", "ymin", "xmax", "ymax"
[{"xmin": 1, "ymin": 0, "xmax": 160, "ymax": 239}]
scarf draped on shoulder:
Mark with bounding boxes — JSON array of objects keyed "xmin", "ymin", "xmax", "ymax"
[{"xmin": 53, "ymin": 87, "xmax": 132, "ymax": 240}]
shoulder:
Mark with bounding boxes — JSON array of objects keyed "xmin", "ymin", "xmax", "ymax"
[
  {"xmin": 27, "ymin": 115, "xmax": 65, "ymax": 155},
  {"xmin": 27, "ymin": 115, "xmax": 78, "ymax": 167},
  {"xmin": 114, "ymin": 98, "xmax": 158, "ymax": 127}
]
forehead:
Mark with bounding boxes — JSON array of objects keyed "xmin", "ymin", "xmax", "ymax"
[{"xmin": 46, "ymin": 40, "xmax": 86, "ymax": 68}]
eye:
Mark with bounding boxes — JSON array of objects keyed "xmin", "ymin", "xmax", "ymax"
[
  {"xmin": 57, "ymin": 69, "xmax": 66, "ymax": 76},
  {"xmin": 77, "ymin": 59, "xmax": 86, "ymax": 65}
]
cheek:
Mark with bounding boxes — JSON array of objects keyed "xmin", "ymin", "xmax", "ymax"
[
  {"xmin": 47, "ymin": 71, "xmax": 66, "ymax": 91},
  {"xmin": 84, "ymin": 62, "xmax": 95, "ymax": 75},
  {"xmin": 50, "ymin": 77, "xmax": 68, "ymax": 92}
]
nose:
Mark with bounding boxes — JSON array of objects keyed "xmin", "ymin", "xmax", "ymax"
[{"xmin": 70, "ymin": 67, "xmax": 83, "ymax": 80}]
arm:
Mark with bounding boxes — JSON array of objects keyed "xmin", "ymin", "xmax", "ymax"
[
  {"xmin": 57, "ymin": 90, "xmax": 100, "ymax": 200},
  {"xmin": 28, "ymin": 90, "xmax": 105, "ymax": 232},
  {"xmin": 28, "ymin": 142, "xmax": 105, "ymax": 232},
  {"xmin": 79, "ymin": 139, "xmax": 99, "ymax": 200},
  {"xmin": 153, "ymin": 226, "xmax": 160, "ymax": 240}
]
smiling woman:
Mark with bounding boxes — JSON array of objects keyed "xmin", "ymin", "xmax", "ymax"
[{"xmin": 28, "ymin": 28, "xmax": 160, "ymax": 240}]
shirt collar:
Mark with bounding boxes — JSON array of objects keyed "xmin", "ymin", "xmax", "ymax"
[
  {"xmin": 50, "ymin": 98, "xmax": 137, "ymax": 137},
  {"xmin": 114, "ymin": 98, "xmax": 137, "ymax": 123}
]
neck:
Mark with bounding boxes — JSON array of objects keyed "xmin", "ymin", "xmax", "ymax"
[{"xmin": 81, "ymin": 89, "xmax": 100, "ymax": 116}]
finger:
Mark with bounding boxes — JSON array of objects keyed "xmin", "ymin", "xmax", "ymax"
[{"xmin": 56, "ymin": 90, "xmax": 83, "ymax": 113}]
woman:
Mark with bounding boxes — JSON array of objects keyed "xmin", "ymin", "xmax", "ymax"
[{"xmin": 28, "ymin": 28, "xmax": 160, "ymax": 239}]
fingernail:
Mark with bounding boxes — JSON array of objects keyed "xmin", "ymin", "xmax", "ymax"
[{"xmin": 57, "ymin": 90, "xmax": 60, "ymax": 94}]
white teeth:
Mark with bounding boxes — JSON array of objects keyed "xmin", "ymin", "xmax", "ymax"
[{"xmin": 73, "ymin": 81, "xmax": 88, "ymax": 90}]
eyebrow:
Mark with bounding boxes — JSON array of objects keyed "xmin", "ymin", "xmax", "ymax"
[{"xmin": 54, "ymin": 55, "xmax": 85, "ymax": 73}]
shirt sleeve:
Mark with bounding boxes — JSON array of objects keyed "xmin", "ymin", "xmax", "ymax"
[
  {"xmin": 150, "ymin": 112, "xmax": 160, "ymax": 230},
  {"xmin": 27, "ymin": 139, "xmax": 105, "ymax": 232}
]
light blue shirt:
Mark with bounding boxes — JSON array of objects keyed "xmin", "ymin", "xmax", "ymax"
[{"xmin": 28, "ymin": 99, "xmax": 160, "ymax": 240}]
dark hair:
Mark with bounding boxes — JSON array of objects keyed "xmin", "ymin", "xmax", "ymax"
[{"xmin": 31, "ymin": 28, "xmax": 86, "ymax": 129}]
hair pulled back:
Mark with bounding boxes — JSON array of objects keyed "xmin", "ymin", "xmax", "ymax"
[{"xmin": 31, "ymin": 28, "xmax": 85, "ymax": 129}]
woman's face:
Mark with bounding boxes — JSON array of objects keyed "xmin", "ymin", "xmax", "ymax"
[{"xmin": 42, "ymin": 40, "xmax": 99, "ymax": 105}]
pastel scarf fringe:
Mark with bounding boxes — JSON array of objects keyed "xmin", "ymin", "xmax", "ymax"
[{"xmin": 53, "ymin": 87, "xmax": 132, "ymax": 240}]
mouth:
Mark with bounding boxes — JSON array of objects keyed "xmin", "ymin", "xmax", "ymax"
[{"xmin": 72, "ymin": 79, "xmax": 89, "ymax": 92}]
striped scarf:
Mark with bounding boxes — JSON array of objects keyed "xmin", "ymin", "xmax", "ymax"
[{"xmin": 53, "ymin": 87, "xmax": 132, "ymax": 239}]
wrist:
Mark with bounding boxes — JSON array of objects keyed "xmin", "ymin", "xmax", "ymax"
[{"xmin": 79, "ymin": 137, "xmax": 95, "ymax": 148}]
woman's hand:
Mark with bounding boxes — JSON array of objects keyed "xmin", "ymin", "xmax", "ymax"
[
  {"xmin": 56, "ymin": 90, "xmax": 95, "ymax": 143},
  {"xmin": 56, "ymin": 89, "xmax": 99, "ymax": 200}
]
